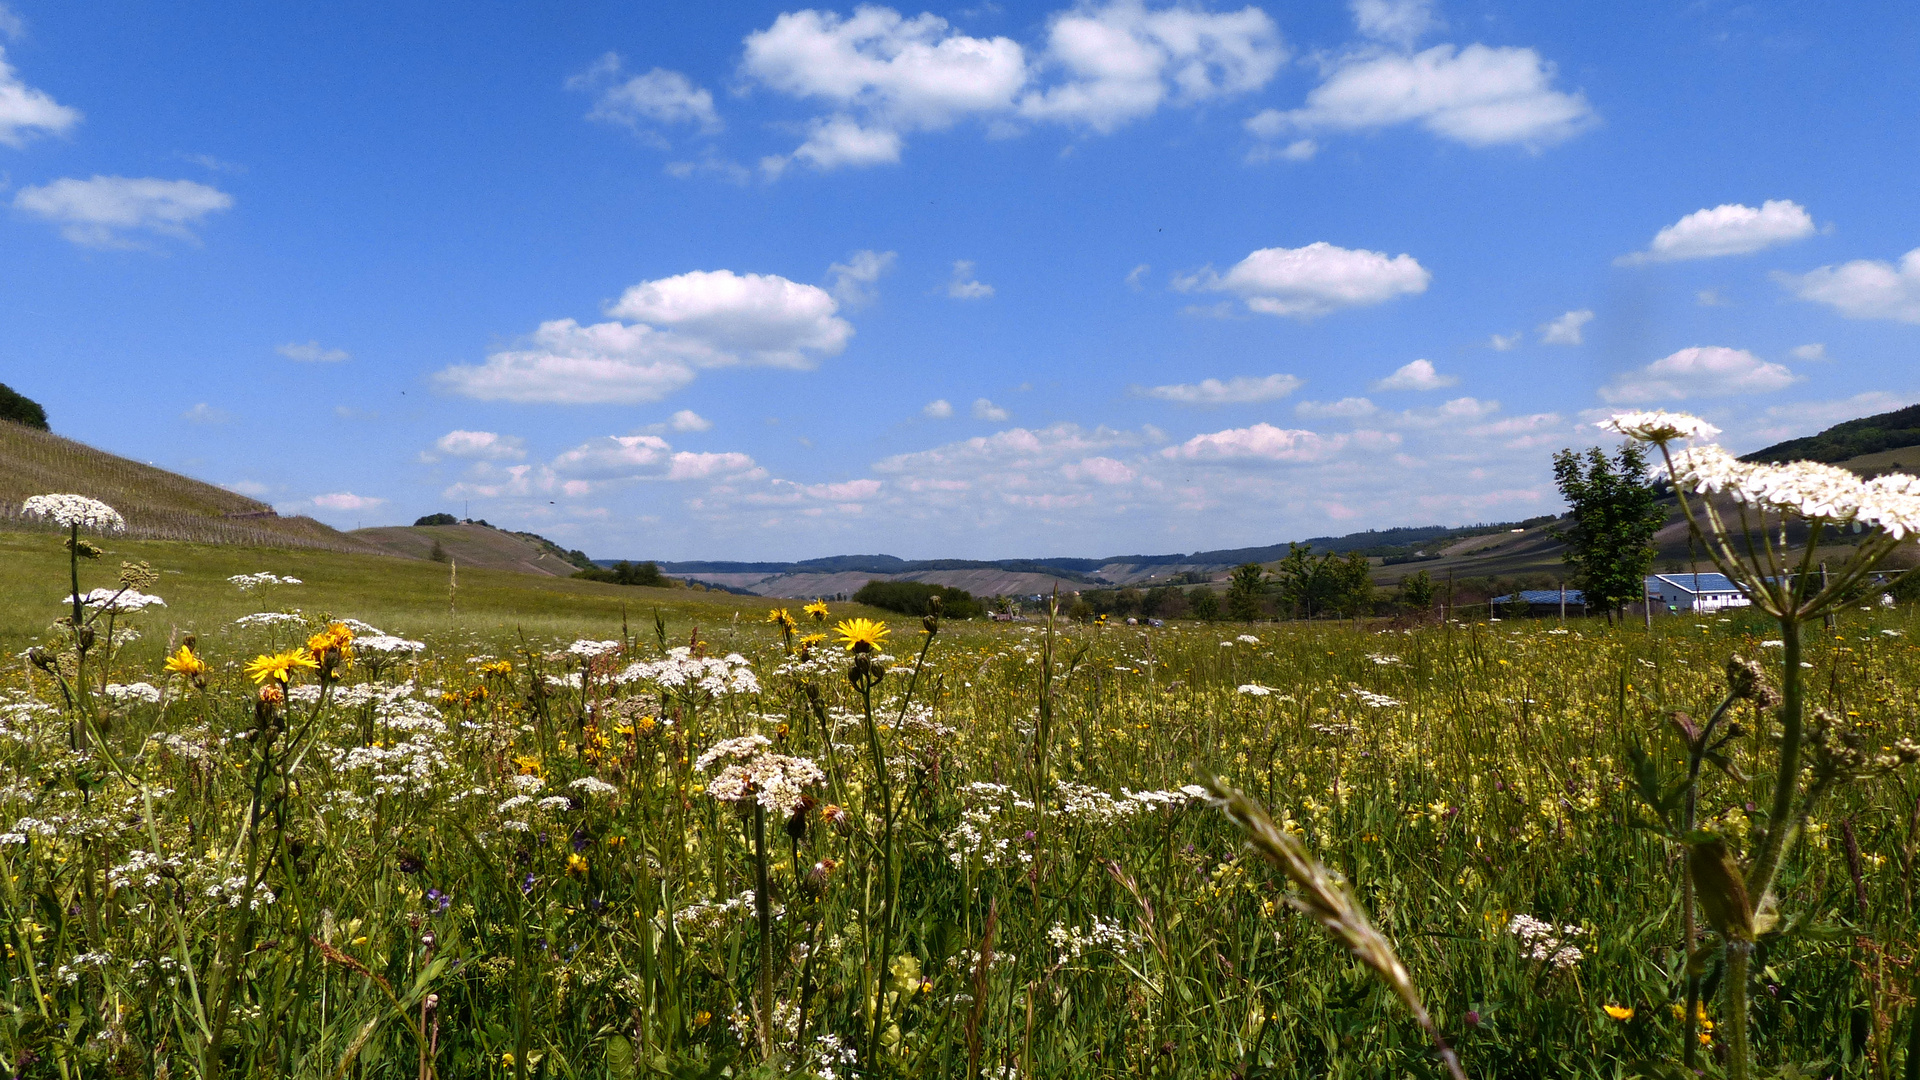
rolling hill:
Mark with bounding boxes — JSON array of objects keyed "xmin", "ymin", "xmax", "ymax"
[
  {"xmin": 0, "ymin": 420, "xmax": 379, "ymax": 552},
  {"xmin": 351, "ymin": 521, "xmax": 596, "ymax": 577},
  {"xmin": 1744, "ymin": 400, "xmax": 1920, "ymax": 464}
]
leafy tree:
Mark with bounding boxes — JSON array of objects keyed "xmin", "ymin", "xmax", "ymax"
[
  {"xmin": 414, "ymin": 512, "xmax": 458, "ymax": 527},
  {"xmin": 1272, "ymin": 544, "xmax": 1374, "ymax": 618},
  {"xmin": 1185, "ymin": 587, "xmax": 1220, "ymax": 620},
  {"xmin": 1551, "ymin": 443, "xmax": 1667, "ymax": 619},
  {"xmin": 852, "ymin": 580, "xmax": 983, "ymax": 619},
  {"xmin": 1333, "ymin": 551, "xmax": 1375, "ymax": 617},
  {"xmin": 0, "ymin": 382, "xmax": 48, "ymax": 430},
  {"xmin": 428, "ymin": 539, "xmax": 449, "ymax": 563},
  {"xmin": 1400, "ymin": 569, "xmax": 1436, "ymax": 611},
  {"xmin": 574, "ymin": 560, "xmax": 668, "ymax": 588},
  {"xmin": 1225, "ymin": 562, "xmax": 1268, "ymax": 621}
]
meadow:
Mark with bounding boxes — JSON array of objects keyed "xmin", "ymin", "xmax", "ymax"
[{"xmin": 3, "ymin": 516, "xmax": 1918, "ymax": 1080}]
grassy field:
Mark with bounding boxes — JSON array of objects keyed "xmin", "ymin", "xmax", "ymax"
[{"xmin": 2, "ymin": 523, "xmax": 1919, "ymax": 1078}]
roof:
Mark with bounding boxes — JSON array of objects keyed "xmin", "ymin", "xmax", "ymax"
[
  {"xmin": 1491, "ymin": 589, "xmax": 1585, "ymax": 604},
  {"xmin": 1647, "ymin": 573, "xmax": 1742, "ymax": 594}
]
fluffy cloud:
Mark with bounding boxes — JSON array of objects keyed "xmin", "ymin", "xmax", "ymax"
[
  {"xmin": 1161, "ymin": 422, "xmax": 1343, "ymax": 463},
  {"xmin": 1175, "ymin": 241, "xmax": 1430, "ymax": 319},
  {"xmin": 569, "ymin": 55, "xmax": 721, "ymax": 133},
  {"xmin": 278, "ymin": 340, "xmax": 350, "ymax": 363},
  {"xmin": 947, "ymin": 260, "xmax": 994, "ymax": 299},
  {"xmin": 669, "ymin": 409, "xmax": 713, "ymax": 432},
  {"xmin": 1780, "ymin": 248, "xmax": 1920, "ymax": 323},
  {"xmin": 972, "ymin": 397, "xmax": 1010, "ymax": 421},
  {"xmin": 0, "ymin": 45, "xmax": 80, "ymax": 147},
  {"xmin": 923, "ymin": 398, "xmax": 954, "ymax": 418},
  {"xmin": 437, "ymin": 269, "xmax": 852, "ymax": 404},
  {"xmin": 432, "ymin": 430, "xmax": 527, "ymax": 461},
  {"xmin": 1790, "ymin": 343, "xmax": 1828, "ymax": 363},
  {"xmin": 743, "ymin": 2, "xmax": 1284, "ymax": 170},
  {"xmin": 1618, "ymin": 200, "xmax": 1814, "ymax": 265},
  {"xmin": 1350, "ymin": 0, "xmax": 1440, "ymax": 48},
  {"xmin": 1540, "ymin": 309, "xmax": 1592, "ymax": 345},
  {"xmin": 827, "ymin": 248, "xmax": 897, "ymax": 306},
  {"xmin": 1600, "ymin": 346, "xmax": 1799, "ymax": 403},
  {"xmin": 310, "ymin": 492, "xmax": 385, "ymax": 511},
  {"xmin": 1139, "ymin": 373, "xmax": 1302, "ymax": 405},
  {"xmin": 1294, "ymin": 397, "xmax": 1377, "ymax": 418},
  {"xmin": 549, "ymin": 434, "xmax": 763, "ymax": 487},
  {"xmin": 1250, "ymin": 43, "xmax": 1593, "ymax": 149},
  {"xmin": 1017, "ymin": 1, "xmax": 1286, "ymax": 132},
  {"xmin": 13, "ymin": 176, "xmax": 232, "ymax": 247},
  {"xmin": 1371, "ymin": 358, "xmax": 1455, "ymax": 391}
]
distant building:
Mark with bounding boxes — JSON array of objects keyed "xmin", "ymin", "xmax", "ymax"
[
  {"xmin": 1489, "ymin": 588, "xmax": 1586, "ymax": 616},
  {"xmin": 1645, "ymin": 573, "xmax": 1750, "ymax": 613}
]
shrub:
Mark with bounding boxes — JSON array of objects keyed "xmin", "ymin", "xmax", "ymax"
[
  {"xmin": 413, "ymin": 513, "xmax": 458, "ymax": 526},
  {"xmin": 574, "ymin": 560, "xmax": 667, "ymax": 587},
  {"xmin": 852, "ymin": 579, "xmax": 983, "ymax": 619},
  {"xmin": 0, "ymin": 382, "xmax": 48, "ymax": 430}
]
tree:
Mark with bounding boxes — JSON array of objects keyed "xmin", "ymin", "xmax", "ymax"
[
  {"xmin": 1225, "ymin": 562, "xmax": 1268, "ymax": 621},
  {"xmin": 574, "ymin": 560, "xmax": 668, "ymax": 588},
  {"xmin": 1551, "ymin": 443, "xmax": 1667, "ymax": 619},
  {"xmin": 1186, "ymin": 587, "xmax": 1220, "ymax": 620},
  {"xmin": 414, "ymin": 513, "xmax": 458, "ymax": 527},
  {"xmin": 0, "ymin": 382, "xmax": 48, "ymax": 430},
  {"xmin": 1400, "ymin": 569, "xmax": 1436, "ymax": 612},
  {"xmin": 1333, "ymin": 551, "xmax": 1375, "ymax": 617},
  {"xmin": 428, "ymin": 539, "xmax": 449, "ymax": 563}
]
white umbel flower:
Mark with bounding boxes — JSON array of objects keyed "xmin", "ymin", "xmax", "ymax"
[
  {"xmin": 1599, "ymin": 410, "xmax": 1721, "ymax": 443},
  {"xmin": 23, "ymin": 493, "xmax": 126, "ymax": 533},
  {"xmin": 68, "ymin": 588, "xmax": 166, "ymax": 612}
]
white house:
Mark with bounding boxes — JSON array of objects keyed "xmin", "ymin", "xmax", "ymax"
[{"xmin": 1646, "ymin": 573, "xmax": 1751, "ymax": 613}]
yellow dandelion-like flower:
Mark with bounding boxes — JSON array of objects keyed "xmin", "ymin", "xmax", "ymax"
[
  {"xmin": 804, "ymin": 600, "xmax": 829, "ymax": 621},
  {"xmin": 768, "ymin": 607, "xmax": 792, "ymax": 625},
  {"xmin": 566, "ymin": 852, "xmax": 588, "ymax": 876},
  {"xmin": 245, "ymin": 649, "xmax": 319, "ymax": 685},
  {"xmin": 1603, "ymin": 1005, "xmax": 1634, "ymax": 1021},
  {"xmin": 513, "ymin": 755, "xmax": 543, "ymax": 776},
  {"xmin": 834, "ymin": 618, "xmax": 889, "ymax": 653},
  {"xmin": 163, "ymin": 644, "xmax": 208, "ymax": 678}
]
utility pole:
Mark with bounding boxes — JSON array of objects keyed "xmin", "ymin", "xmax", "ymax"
[
  {"xmin": 1559, "ymin": 582, "xmax": 1566, "ymax": 622},
  {"xmin": 1821, "ymin": 561, "xmax": 1834, "ymax": 631}
]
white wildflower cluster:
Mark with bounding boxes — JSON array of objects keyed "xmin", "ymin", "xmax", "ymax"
[
  {"xmin": 673, "ymin": 890, "xmax": 772, "ymax": 933},
  {"xmin": 1047, "ymin": 916, "xmax": 1142, "ymax": 960},
  {"xmin": 568, "ymin": 776, "xmax": 619, "ymax": 796},
  {"xmin": 228, "ymin": 572, "xmax": 301, "ymax": 591},
  {"xmin": 620, "ymin": 647, "xmax": 760, "ymax": 697},
  {"xmin": 944, "ymin": 782, "xmax": 1036, "ymax": 869},
  {"xmin": 324, "ymin": 687, "xmax": 451, "ymax": 798},
  {"xmin": 104, "ymin": 682, "xmax": 162, "ymax": 704},
  {"xmin": 232, "ymin": 611, "xmax": 306, "ymax": 629},
  {"xmin": 694, "ymin": 734, "xmax": 772, "ymax": 771},
  {"xmin": 23, "ymin": 494, "xmax": 126, "ymax": 533},
  {"xmin": 1665, "ymin": 442, "xmax": 1920, "ymax": 538},
  {"xmin": 0, "ymin": 816, "xmax": 57, "ymax": 845},
  {"xmin": 567, "ymin": 639, "xmax": 623, "ymax": 659},
  {"xmin": 1349, "ymin": 689, "xmax": 1402, "ymax": 709},
  {"xmin": 108, "ymin": 849, "xmax": 184, "ymax": 890},
  {"xmin": 357, "ymin": 634, "xmax": 426, "ymax": 654},
  {"xmin": 206, "ymin": 875, "xmax": 277, "ymax": 911},
  {"xmin": 67, "ymin": 588, "xmax": 166, "ymax": 612},
  {"xmin": 805, "ymin": 1033, "xmax": 858, "ymax": 1080},
  {"xmin": 699, "ymin": 740, "xmax": 825, "ymax": 817},
  {"xmin": 544, "ymin": 672, "xmax": 584, "ymax": 690},
  {"xmin": 1368, "ymin": 654, "xmax": 1403, "ymax": 665},
  {"xmin": 54, "ymin": 951, "xmax": 113, "ymax": 985},
  {"xmin": 1056, "ymin": 781, "xmax": 1141, "ymax": 826},
  {"xmin": 1598, "ymin": 410, "xmax": 1721, "ymax": 443},
  {"xmin": 1237, "ymin": 683, "xmax": 1277, "ymax": 696},
  {"xmin": 1124, "ymin": 785, "xmax": 1211, "ymax": 808},
  {"xmin": 1506, "ymin": 914, "xmax": 1583, "ymax": 970},
  {"xmin": 1236, "ymin": 634, "xmax": 1261, "ymax": 645}
]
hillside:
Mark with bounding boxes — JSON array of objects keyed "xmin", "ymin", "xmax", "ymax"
[
  {"xmin": 1745, "ymin": 400, "xmax": 1920, "ymax": 464},
  {"xmin": 0, "ymin": 420, "xmax": 380, "ymax": 553},
  {"xmin": 352, "ymin": 521, "xmax": 593, "ymax": 577}
]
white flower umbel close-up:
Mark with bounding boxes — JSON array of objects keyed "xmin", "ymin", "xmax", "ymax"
[{"xmin": 22, "ymin": 494, "xmax": 126, "ymax": 533}]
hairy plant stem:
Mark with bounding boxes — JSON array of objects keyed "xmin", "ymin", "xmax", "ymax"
[{"xmin": 753, "ymin": 802, "xmax": 775, "ymax": 1062}]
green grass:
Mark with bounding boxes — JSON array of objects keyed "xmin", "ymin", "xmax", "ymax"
[{"xmin": 2, "ymin": 525, "xmax": 1918, "ymax": 1078}]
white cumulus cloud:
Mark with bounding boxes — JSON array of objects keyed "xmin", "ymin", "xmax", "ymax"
[
  {"xmin": 670, "ymin": 409, "xmax": 713, "ymax": 431},
  {"xmin": 1139, "ymin": 373, "xmax": 1302, "ymax": 405},
  {"xmin": 1350, "ymin": 0, "xmax": 1441, "ymax": 48},
  {"xmin": 569, "ymin": 55, "xmax": 721, "ymax": 133},
  {"xmin": 1372, "ymin": 358, "xmax": 1456, "ymax": 391},
  {"xmin": 1780, "ymin": 248, "xmax": 1920, "ymax": 323},
  {"xmin": 437, "ymin": 269, "xmax": 852, "ymax": 404},
  {"xmin": 13, "ymin": 176, "xmax": 232, "ymax": 247},
  {"xmin": 1175, "ymin": 241, "xmax": 1430, "ymax": 319},
  {"xmin": 1017, "ymin": 0, "xmax": 1286, "ymax": 133},
  {"xmin": 1540, "ymin": 309, "xmax": 1592, "ymax": 346},
  {"xmin": 1250, "ymin": 43, "xmax": 1594, "ymax": 150},
  {"xmin": 1618, "ymin": 199, "xmax": 1815, "ymax": 265},
  {"xmin": 278, "ymin": 340, "xmax": 350, "ymax": 363},
  {"xmin": 923, "ymin": 398, "xmax": 954, "ymax": 418},
  {"xmin": 826, "ymin": 248, "xmax": 897, "ymax": 306},
  {"xmin": 1599, "ymin": 346, "xmax": 1799, "ymax": 403},
  {"xmin": 0, "ymin": 45, "xmax": 80, "ymax": 147},
  {"xmin": 947, "ymin": 260, "xmax": 994, "ymax": 299},
  {"xmin": 1161, "ymin": 422, "xmax": 1343, "ymax": 463},
  {"xmin": 433, "ymin": 430, "xmax": 527, "ymax": 461},
  {"xmin": 972, "ymin": 397, "xmax": 1010, "ymax": 421},
  {"xmin": 1294, "ymin": 397, "xmax": 1377, "ymax": 418}
]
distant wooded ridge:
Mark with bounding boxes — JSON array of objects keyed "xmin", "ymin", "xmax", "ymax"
[
  {"xmin": 1743, "ymin": 400, "xmax": 1920, "ymax": 464},
  {"xmin": 625, "ymin": 517, "xmax": 1563, "ymax": 576}
]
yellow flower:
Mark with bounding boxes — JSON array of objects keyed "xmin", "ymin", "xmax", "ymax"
[
  {"xmin": 513, "ymin": 755, "xmax": 543, "ymax": 777},
  {"xmin": 245, "ymin": 649, "xmax": 319, "ymax": 685},
  {"xmin": 804, "ymin": 600, "xmax": 829, "ymax": 621},
  {"xmin": 566, "ymin": 852, "xmax": 588, "ymax": 876},
  {"xmin": 163, "ymin": 644, "xmax": 207, "ymax": 678},
  {"xmin": 835, "ymin": 618, "xmax": 889, "ymax": 654},
  {"xmin": 1603, "ymin": 1005, "xmax": 1634, "ymax": 1021}
]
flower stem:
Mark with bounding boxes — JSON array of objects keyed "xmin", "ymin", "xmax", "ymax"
[{"xmin": 753, "ymin": 802, "xmax": 774, "ymax": 1061}]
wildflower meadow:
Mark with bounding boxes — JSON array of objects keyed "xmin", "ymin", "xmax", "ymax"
[{"xmin": 4, "ymin": 413, "xmax": 1920, "ymax": 1079}]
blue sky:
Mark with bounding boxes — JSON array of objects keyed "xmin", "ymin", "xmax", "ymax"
[{"xmin": 4, "ymin": 0, "xmax": 1919, "ymax": 560}]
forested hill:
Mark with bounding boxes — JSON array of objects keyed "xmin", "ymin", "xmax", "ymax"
[{"xmin": 1744, "ymin": 400, "xmax": 1920, "ymax": 463}]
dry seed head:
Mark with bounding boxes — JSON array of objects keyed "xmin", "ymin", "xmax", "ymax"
[{"xmin": 1724, "ymin": 656, "xmax": 1779, "ymax": 708}]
